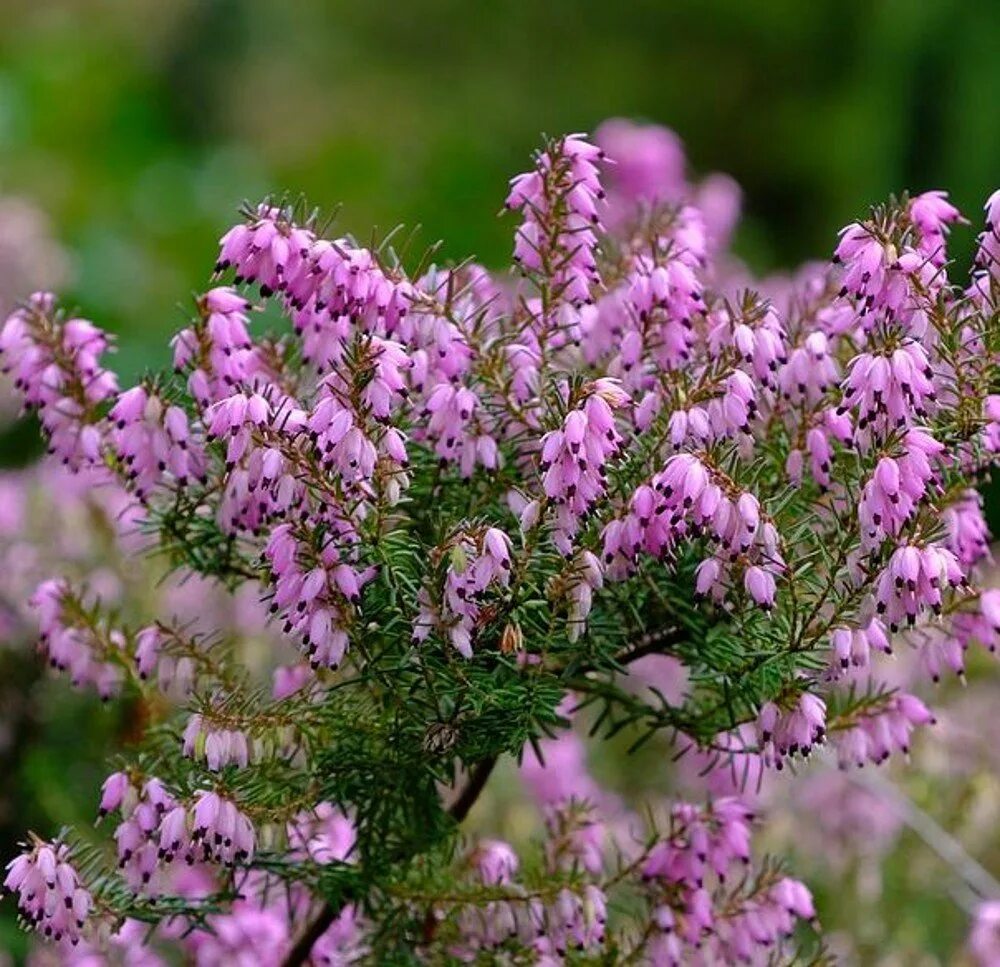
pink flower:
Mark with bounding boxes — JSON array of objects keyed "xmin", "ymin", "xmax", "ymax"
[
  {"xmin": 4, "ymin": 840, "xmax": 91, "ymax": 945},
  {"xmin": 975, "ymin": 189, "xmax": 1000, "ymax": 276},
  {"xmin": 472, "ymin": 840, "xmax": 519, "ymax": 885},
  {"xmin": 217, "ymin": 204, "xmax": 312, "ymax": 297},
  {"xmin": 830, "ymin": 617, "xmax": 891, "ymax": 671},
  {"xmin": 190, "ymin": 790, "xmax": 255, "ymax": 866},
  {"xmin": 757, "ymin": 693, "xmax": 826, "ymax": 769},
  {"xmin": 831, "ymin": 691, "xmax": 934, "ymax": 768},
  {"xmin": 909, "ymin": 190, "xmax": 963, "ymax": 265},
  {"xmin": 834, "ymin": 223, "xmax": 900, "ymax": 315},
  {"xmin": 172, "ymin": 287, "xmax": 269, "ymax": 405},
  {"xmin": 744, "ymin": 565, "xmax": 776, "ymax": 611},
  {"xmin": 778, "ymin": 330, "xmax": 840, "ymax": 406},
  {"xmin": 182, "ymin": 713, "xmax": 251, "ymax": 771},
  {"xmin": 263, "ymin": 522, "xmax": 374, "ymax": 669},
  {"xmin": 288, "ymin": 803, "xmax": 356, "ymax": 865},
  {"xmin": 944, "ymin": 490, "xmax": 991, "ymax": 568},
  {"xmin": 595, "ymin": 118, "xmax": 686, "ymax": 209},
  {"xmin": 875, "ymin": 541, "xmax": 966, "ymax": 631},
  {"xmin": 110, "ymin": 385, "xmax": 208, "ymax": 499},
  {"xmin": 30, "ymin": 579, "xmax": 125, "ymax": 699},
  {"xmin": 507, "ymin": 134, "xmax": 605, "ymax": 307},
  {"xmin": 858, "ymin": 430, "xmax": 943, "ymax": 548},
  {"xmin": 539, "ymin": 380, "xmax": 629, "ymax": 553},
  {"xmin": 0, "ymin": 294, "xmax": 116, "ymax": 468},
  {"xmin": 840, "ymin": 342, "xmax": 939, "ymax": 443},
  {"xmin": 604, "ymin": 452, "xmax": 783, "ymax": 608}
]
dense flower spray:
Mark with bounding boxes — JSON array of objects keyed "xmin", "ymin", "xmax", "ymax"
[{"xmin": 2, "ymin": 120, "xmax": 999, "ymax": 964}]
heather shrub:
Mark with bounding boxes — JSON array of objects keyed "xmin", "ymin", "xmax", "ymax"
[{"xmin": 2, "ymin": 121, "xmax": 1000, "ymax": 965}]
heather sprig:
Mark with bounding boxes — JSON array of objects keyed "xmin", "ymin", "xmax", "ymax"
[{"xmin": 2, "ymin": 120, "xmax": 999, "ymax": 964}]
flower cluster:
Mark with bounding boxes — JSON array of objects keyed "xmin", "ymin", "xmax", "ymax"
[
  {"xmin": 182, "ymin": 713, "xmax": 252, "ymax": 771},
  {"xmin": 537, "ymin": 379, "xmax": 630, "ymax": 553},
  {"xmin": 507, "ymin": 134, "xmax": 605, "ymax": 306},
  {"xmin": 858, "ymin": 430, "xmax": 942, "ymax": 547},
  {"xmin": 110, "ymin": 384, "xmax": 208, "ymax": 499},
  {"xmin": 604, "ymin": 451, "xmax": 783, "ymax": 611},
  {"xmin": 102, "ymin": 772, "xmax": 255, "ymax": 889},
  {"xmin": 643, "ymin": 798, "xmax": 818, "ymax": 966},
  {"xmin": 832, "ymin": 691, "xmax": 935, "ymax": 769},
  {"xmin": 875, "ymin": 542, "xmax": 966, "ymax": 631},
  {"xmin": 0, "ymin": 292, "xmax": 117, "ymax": 468},
  {"xmin": 757, "ymin": 693, "xmax": 827, "ymax": 770},
  {"xmin": 414, "ymin": 526, "xmax": 513, "ymax": 658},
  {"xmin": 172, "ymin": 287, "xmax": 268, "ymax": 405},
  {"xmin": 30, "ymin": 579, "xmax": 126, "ymax": 699},
  {"xmin": 4, "ymin": 840, "xmax": 91, "ymax": 946},
  {"xmin": 264, "ymin": 521, "xmax": 374, "ymax": 668},
  {"xmin": 840, "ymin": 341, "xmax": 939, "ymax": 441},
  {"xmin": 450, "ymin": 797, "xmax": 815, "ymax": 966}
]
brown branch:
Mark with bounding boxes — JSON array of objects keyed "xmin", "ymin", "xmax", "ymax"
[
  {"xmin": 614, "ymin": 625, "xmax": 685, "ymax": 667},
  {"xmin": 447, "ymin": 755, "xmax": 497, "ymax": 824},
  {"xmin": 280, "ymin": 902, "xmax": 340, "ymax": 967},
  {"xmin": 280, "ymin": 755, "xmax": 499, "ymax": 967}
]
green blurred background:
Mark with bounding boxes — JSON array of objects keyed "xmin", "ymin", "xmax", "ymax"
[
  {"xmin": 1, "ymin": 0, "xmax": 998, "ymax": 378},
  {"xmin": 1, "ymin": 0, "xmax": 999, "ymax": 961}
]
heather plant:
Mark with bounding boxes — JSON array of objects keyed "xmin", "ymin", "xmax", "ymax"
[{"xmin": 2, "ymin": 121, "xmax": 1000, "ymax": 965}]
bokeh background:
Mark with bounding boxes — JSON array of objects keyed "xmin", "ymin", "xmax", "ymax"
[
  {"xmin": 1, "ymin": 0, "xmax": 998, "ymax": 378},
  {"xmin": 1, "ymin": 0, "xmax": 999, "ymax": 962}
]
